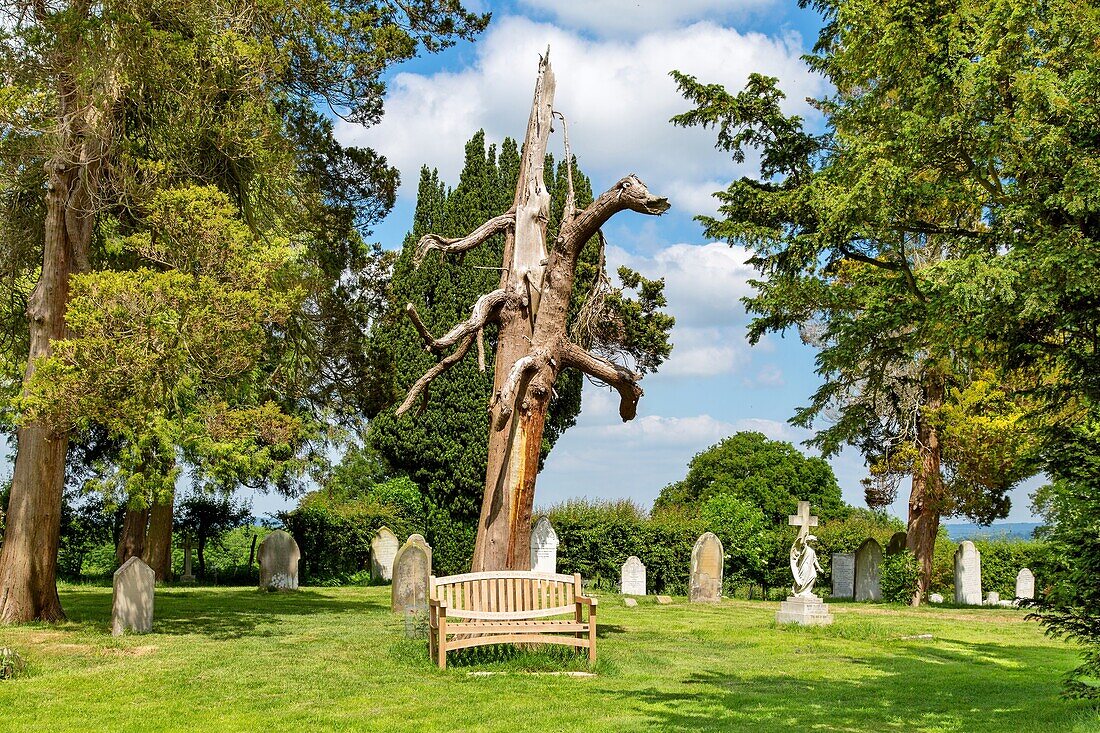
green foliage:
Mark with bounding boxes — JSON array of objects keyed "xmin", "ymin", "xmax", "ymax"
[
  {"xmin": 813, "ymin": 509, "xmax": 905, "ymax": 593},
  {"xmin": 880, "ymin": 550, "xmax": 920, "ymax": 604},
  {"xmin": 698, "ymin": 494, "xmax": 767, "ymax": 586},
  {"xmin": 655, "ymin": 431, "xmax": 845, "ymax": 525},
  {"xmin": 0, "ymin": 647, "xmax": 25, "ymax": 680},
  {"xmin": 175, "ymin": 491, "xmax": 253, "ymax": 578}
]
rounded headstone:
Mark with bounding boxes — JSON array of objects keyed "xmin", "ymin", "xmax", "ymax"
[
  {"xmin": 370, "ymin": 526, "xmax": 400, "ymax": 583},
  {"xmin": 392, "ymin": 535, "xmax": 432, "ymax": 615},
  {"xmin": 690, "ymin": 532, "xmax": 723, "ymax": 603},
  {"xmin": 258, "ymin": 530, "xmax": 301, "ymax": 591},
  {"xmin": 929, "ymin": 592, "xmax": 944, "ymax": 604},
  {"xmin": 854, "ymin": 538, "xmax": 883, "ymax": 602},
  {"xmin": 530, "ymin": 516, "xmax": 559, "ymax": 573},
  {"xmin": 886, "ymin": 531, "xmax": 908, "ymax": 555},
  {"xmin": 953, "ymin": 540, "xmax": 982, "ymax": 605},
  {"xmin": 1015, "ymin": 568, "xmax": 1035, "ymax": 600},
  {"xmin": 621, "ymin": 555, "xmax": 646, "ymax": 596}
]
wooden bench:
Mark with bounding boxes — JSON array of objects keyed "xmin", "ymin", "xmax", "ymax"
[{"xmin": 428, "ymin": 570, "xmax": 597, "ymax": 669}]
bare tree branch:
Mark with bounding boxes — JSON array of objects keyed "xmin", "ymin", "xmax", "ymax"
[
  {"xmin": 560, "ymin": 340, "xmax": 643, "ymax": 421},
  {"xmin": 395, "ymin": 333, "xmax": 478, "ymax": 417},
  {"xmin": 414, "ymin": 211, "xmax": 515, "ymax": 267},
  {"xmin": 491, "ymin": 350, "xmax": 549, "ymax": 431},
  {"xmin": 553, "ymin": 110, "xmax": 577, "ymax": 226},
  {"xmin": 405, "ymin": 288, "xmax": 517, "ymax": 352}
]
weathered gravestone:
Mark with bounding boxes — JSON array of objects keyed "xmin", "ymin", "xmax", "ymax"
[
  {"xmin": 1015, "ymin": 568, "xmax": 1035, "ymax": 601},
  {"xmin": 854, "ymin": 538, "xmax": 882, "ymax": 602},
  {"xmin": 370, "ymin": 526, "xmax": 400, "ymax": 583},
  {"xmin": 831, "ymin": 552, "xmax": 855, "ymax": 599},
  {"xmin": 954, "ymin": 540, "xmax": 982, "ymax": 605},
  {"xmin": 929, "ymin": 592, "xmax": 944, "ymax": 604},
  {"xmin": 690, "ymin": 532, "xmax": 723, "ymax": 603},
  {"xmin": 112, "ymin": 556, "xmax": 155, "ymax": 636},
  {"xmin": 530, "ymin": 516, "xmax": 559, "ymax": 573},
  {"xmin": 181, "ymin": 540, "xmax": 195, "ymax": 583},
  {"xmin": 623, "ymin": 597, "xmax": 638, "ymax": 608},
  {"xmin": 886, "ymin": 531, "xmax": 908, "ymax": 555},
  {"xmin": 392, "ymin": 534, "xmax": 433, "ymax": 615},
  {"xmin": 986, "ymin": 591, "xmax": 1000, "ymax": 605},
  {"xmin": 258, "ymin": 530, "xmax": 301, "ymax": 591},
  {"xmin": 621, "ymin": 556, "xmax": 646, "ymax": 596}
]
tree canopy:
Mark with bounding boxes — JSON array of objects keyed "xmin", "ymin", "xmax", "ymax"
[{"xmin": 655, "ymin": 431, "xmax": 845, "ymax": 525}]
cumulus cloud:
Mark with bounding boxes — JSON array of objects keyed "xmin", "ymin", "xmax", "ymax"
[
  {"xmin": 516, "ymin": 0, "xmax": 780, "ymax": 38},
  {"xmin": 336, "ymin": 15, "xmax": 824, "ymax": 214}
]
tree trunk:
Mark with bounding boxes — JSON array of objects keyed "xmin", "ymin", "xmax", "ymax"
[
  {"xmin": 143, "ymin": 490, "xmax": 175, "ymax": 581},
  {"xmin": 0, "ymin": 147, "xmax": 94, "ymax": 622},
  {"xmin": 197, "ymin": 537, "xmax": 207, "ymax": 578},
  {"xmin": 117, "ymin": 506, "xmax": 150, "ymax": 566},
  {"xmin": 907, "ymin": 372, "xmax": 945, "ymax": 606}
]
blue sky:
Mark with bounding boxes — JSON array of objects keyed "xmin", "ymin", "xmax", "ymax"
[
  {"xmin": 0, "ymin": 1, "xmax": 1041, "ymax": 524},
  {"xmin": 324, "ymin": 0, "xmax": 1042, "ymax": 523}
]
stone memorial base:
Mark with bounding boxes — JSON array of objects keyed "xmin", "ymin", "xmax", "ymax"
[{"xmin": 775, "ymin": 594, "xmax": 834, "ymax": 626}]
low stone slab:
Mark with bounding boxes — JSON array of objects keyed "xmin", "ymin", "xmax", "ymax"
[
  {"xmin": 112, "ymin": 556, "xmax": 155, "ymax": 636},
  {"xmin": 655, "ymin": 595, "xmax": 672, "ymax": 605},
  {"xmin": 623, "ymin": 597, "xmax": 638, "ymax": 608},
  {"xmin": 775, "ymin": 595, "xmax": 834, "ymax": 626},
  {"xmin": 929, "ymin": 593, "xmax": 944, "ymax": 604}
]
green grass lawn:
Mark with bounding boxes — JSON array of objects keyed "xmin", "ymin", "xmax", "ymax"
[{"xmin": 0, "ymin": 585, "xmax": 1097, "ymax": 732}]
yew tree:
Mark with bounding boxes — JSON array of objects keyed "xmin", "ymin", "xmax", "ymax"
[
  {"xmin": 395, "ymin": 54, "xmax": 674, "ymax": 570},
  {"xmin": 668, "ymin": 0, "xmax": 1097, "ymax": 602},
  {"xmin": 0, "ymin": 0, "xmax": 486, "ymax": 622}
]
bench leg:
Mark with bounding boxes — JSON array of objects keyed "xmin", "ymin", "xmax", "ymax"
[
  {"xmin": 438, "ymin": 616, "xmax": 447, "ymax": 670},
  {"xmin": 588, "ymin": 607, "xmax": 597, "ymax": 663}
]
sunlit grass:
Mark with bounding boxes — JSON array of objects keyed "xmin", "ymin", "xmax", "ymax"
[{"xmin": 0, "ymin": 585, "xmax": 1096, "ymax": 732}]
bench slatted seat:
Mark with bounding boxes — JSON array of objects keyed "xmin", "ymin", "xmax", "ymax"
[{"xmin": 428, "ymin": 570, "xmax": 597, "ymax": 669}]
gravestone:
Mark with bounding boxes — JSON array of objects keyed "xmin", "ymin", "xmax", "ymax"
[
  {"xmin": 392, "ymin": 535, "xmax": 433, "ymax": 615},
  {"xmin": 112, "ymin": 556, "xmax": 155, "ymax": 636},
  {"xmin": 655, "ymin": 595, "xmax": 672, "ymax": 605},
  {"xmin": 1015, "ymin": 568, "xmax": 1035, "ymax": 600},
  {"xmin": 530, "ymin": 516, "xmax": 559, "ymax": 573},
  {"xmin": 830, "ymin": 552, "xmax": 855, "ymax": 599},
  {"xmin": 690, "ymin": 532, "xmax": 723, "ymax": 603},
  {"xmin": 776, "ymin": 500, "xmax": 833, "ymax": 625},
  {"xmin": 886, "ymin": 531, "xmax": 908, "ymax": 555},
  {"xmin": 954, "ymin": 540, "xmax": 982, "ymax": 605},
  {"xmin": 370, "ymin": 526, "xmax": 400, "ymax": 583},
  {"xmin": 258, "ymin": 530, "xmax": 301, "ymax": 591},
  {"xmin": 986, "ymin": 591, "xmax": 1000, "ymax": 605},
  {"xmin": 623, "ymin": 597, "xmax": 638, "ymax": 608},
  {"xmin": 854, "ymin": 538, "xmax": 883, "ymax": 602},
  {"xmin": 929, "ymin": 592, "xmax": 944, "ymax": 604},
  {"xmin": 181, "ymin": 540, "xmax": 195, "ymax": 583},
  {"xmin": 621, "ymin": 556, "xmax": 646, "ymax": 596}
]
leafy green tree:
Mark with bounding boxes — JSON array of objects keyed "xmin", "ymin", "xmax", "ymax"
[
  {"xmin": 655, "ymin": 432, "xmax": 845, "ymax": 525},
  {"xmin": 174, "ymin": 491, "xmax": 252, "ymax": 579},
  {"xmin": 668, "ymin": 0, "xmax": 1089, "ymax": 602},
  {"xmin": 0, "ymin": 0, "xmax": 486, "ymax": 622},
  {"xmin": 698, "ymin": 493, "xmax": 767, "ymax": 590}
]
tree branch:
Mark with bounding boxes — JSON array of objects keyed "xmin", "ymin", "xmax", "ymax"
[
  {"xmin": 560, "ymin": 340, "xmax": 643, "ymax": 421},
  {"xmin": 414, "ymin": 211, "xmax": 515, "ymax": 267},
  {"xmin": 395, "ymin": 333, "xmax": 477, "ymax": 417},
  {"xmin": 405, "ymin": 288, "xmax": 516, "ymax": 352},
  {"xmin": 491, "ymin": 350, "xmax": 549, "ymax": 431}
]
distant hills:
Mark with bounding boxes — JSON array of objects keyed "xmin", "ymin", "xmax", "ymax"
[{"xmin": 943, "ymin": 522, "xmax": 1041, "ymax": 541}]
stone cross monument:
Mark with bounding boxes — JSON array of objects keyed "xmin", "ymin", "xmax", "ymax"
[{"xmin": 775, "ymin": 500, "xmax": 833, "ymax": 626}]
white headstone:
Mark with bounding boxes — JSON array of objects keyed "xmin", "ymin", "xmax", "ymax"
[
  {"xmin": 370, "ymin": 526, "xmax": 400, "ymax": 583},
  {"xmin": 831, "ymin": 552, "xmax": 855, "ymax": 599},
  {"xmin": 1015, "ymin": 568, "xmax": 1035, "ymax": 600},
  {"xmin": 621, "ymin": 556, "xmax": 646, "ymax": 596},
  {"xmin": 985, "ymin": 591, "xmax": 1000, "ymax": 605},
  {"xmin": 929, "ymin": 592, "xmax": 944, "ymax": 604},
  {"xmin": 690, "ymin": 532, "xmax": 723, "ymax": 603},
  {"xmin": 112, "ymin": 556, "xmax": 155, "ymax": 636},
  {"xmin": 529, "ymin": 516, "xmax": 559, "ymax": 573},
  {"xmin": 954, "ymin": 540, "xmax": 982, "ymax": 605},
  {"xmin": 258, "ymin": 530, "xmax": 300, "ymax": 591},
  {"xmin": 854, "ymin": 538, "xmax": 882, "ymax": 602}
]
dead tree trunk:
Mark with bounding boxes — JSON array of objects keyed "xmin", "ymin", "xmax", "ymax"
[
  {"xmin": 906, "ymin": 371, "xmax": 945, "ymax": 606},
  {"xmin": 396, "ymin": 53, "xmax": 669, "ymax": 571}
]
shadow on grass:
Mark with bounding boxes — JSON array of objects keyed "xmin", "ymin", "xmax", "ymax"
[
  {"xmin": 59, "ymin": 587, "xmax": 387, "ymax": 640},
  {"xmin": 610, "ymin": 636, "xmax": 1095, "ymax": 733}
]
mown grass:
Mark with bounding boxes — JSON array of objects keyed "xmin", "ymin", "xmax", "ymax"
[{"xmin": 0, "ymin": 585, "xmax": 1097, "ymax": 732}]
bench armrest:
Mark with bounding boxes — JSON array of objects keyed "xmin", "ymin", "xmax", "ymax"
[{"xmin": 576, "ymin": 595, "xmax": 597, "ymax": 607}]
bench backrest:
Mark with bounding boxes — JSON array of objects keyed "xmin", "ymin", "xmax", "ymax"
[{"xmin": 430, "ymin": 571, "xmax": 582, "ymax": 620}]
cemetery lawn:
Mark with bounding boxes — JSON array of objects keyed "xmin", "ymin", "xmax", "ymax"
[{"xmin": 1, "ymin": 586, "xmax": 1098, "ymax": 732}]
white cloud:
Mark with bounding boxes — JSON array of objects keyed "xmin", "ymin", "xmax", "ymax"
[
  {"xmin": 517, "ymin": 0, "xmax": 780, "ymax": 37},
  {"xmin": 336, "ymin": 16, "xmax": 824, "ymax": 217}
]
